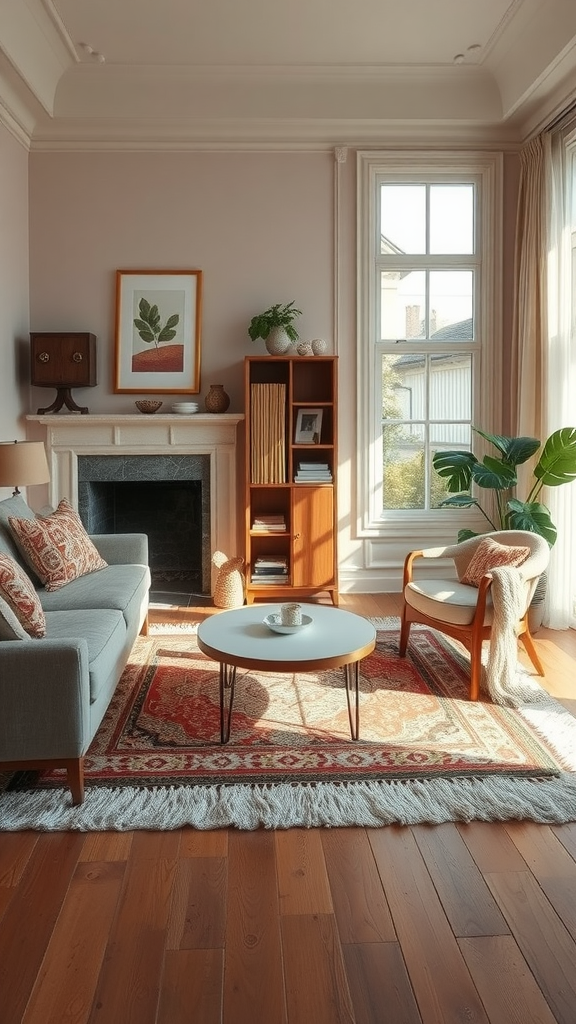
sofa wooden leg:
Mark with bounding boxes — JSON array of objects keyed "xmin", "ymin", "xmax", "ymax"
[
  {"xmin": 140, "ymin": 614, "xmax": 149, "ymax": 637},
  {"xmin": 66, "ymin": 757, "xmax": 85, "ymax": 805}
]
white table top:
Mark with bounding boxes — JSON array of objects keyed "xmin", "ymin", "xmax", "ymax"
[{"xmin": 197, "ymin": 603, "xmax": 376, "ymax": 672}]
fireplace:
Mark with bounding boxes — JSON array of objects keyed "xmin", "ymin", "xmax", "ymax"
[
  {"xmin": 77, "ymin": 454, "xmax": 210, "ymax": 593},
  {"xmin": 27, "ymin": 412, "xmax": 244, "ymax": 595}
]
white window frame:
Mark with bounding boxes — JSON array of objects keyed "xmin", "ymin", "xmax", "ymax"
[{"xmin": 356, "ymin": 150, "xmax": 503, "ymax": 545}]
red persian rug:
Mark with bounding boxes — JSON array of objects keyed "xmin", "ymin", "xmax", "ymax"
[{"xmin": 2, "ymin": 623, "xmax": 575, "ymax": 831}]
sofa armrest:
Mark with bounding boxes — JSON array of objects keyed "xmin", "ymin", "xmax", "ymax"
[
  {"xmin": 90, "ymin": 533, "xmax": 149, "ymax": 566},
  {"xmin": 0, "ymin": 639, "xmax": 92, "ymax": 760}
]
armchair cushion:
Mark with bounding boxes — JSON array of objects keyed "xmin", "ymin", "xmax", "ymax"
[
  {"xmin": 8, "ymin": 498, "xmax": 107, "ymax": 592},
  {"xmin": 460, "ymin": 536, "xmax": 530, "ymax": 587}
]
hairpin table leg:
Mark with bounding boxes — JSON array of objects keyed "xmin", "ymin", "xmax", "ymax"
[
  {"xmin": 344, "ymin": 662, "xmax": 360, "ymax": 741},
  {"xmin": 219, "ymin": 662, "xmax": 236, "ymax": 743}
]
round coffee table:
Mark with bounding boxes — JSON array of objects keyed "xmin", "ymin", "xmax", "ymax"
[{"xmin": 197, "ymin": 603, "xmax": 376, "ymax": 743}]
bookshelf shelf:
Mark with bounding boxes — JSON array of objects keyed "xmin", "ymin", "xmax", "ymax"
[{"xmin": 244, "ymin": 355, "xmax": 338, "ymax": 605}]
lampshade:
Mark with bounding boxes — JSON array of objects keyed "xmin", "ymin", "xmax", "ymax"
[{"xmin": 0, "ymin": 440, "xmax": 50, "ymax": 496}]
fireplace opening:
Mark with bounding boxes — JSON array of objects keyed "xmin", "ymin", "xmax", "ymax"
[{"xmin": 77, "ymin": 454, "xmax": 211, "ymax": 594}]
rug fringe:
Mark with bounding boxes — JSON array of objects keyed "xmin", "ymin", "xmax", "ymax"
[{"xmin": 1, "ymin": 774, "xmax": 575, "ymax": 832}]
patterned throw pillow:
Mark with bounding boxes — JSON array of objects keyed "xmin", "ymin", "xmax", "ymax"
[
  {"xmin": 460, "ymin": 536, "xmax": 531, "ymax": 588},
  {"xmin": 8, "ymin": 498, "xmax": 107, "ymax": 593},
  {"xmin": 0, "ymin": 553, "xmax": 46, "ymax": 636}
]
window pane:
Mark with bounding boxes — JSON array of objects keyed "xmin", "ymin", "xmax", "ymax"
[
  {"xmin": 380, "ymin": 185, "xmax": 426, "ymax": 254},
  {"xmin": 382, "ymin": 353, "xmax": 426, "ymax": 420},
  {"xmin": 430, "ymin": 185, "xmax": 474, "ymax": 254},
  {"xmin": 380, "ymin": 270, "xmax": 426, "ymax": 340},
  {"xmin": 429, "ymin": 271, "xmax": 473, "ymax": 340},
  {"xmin": 429, "ymin": 354, "xmax": 472, "ymax": 421},
  {"xmin": 382, "ymin": 423, "xmax": 425, "ymax": 510}
]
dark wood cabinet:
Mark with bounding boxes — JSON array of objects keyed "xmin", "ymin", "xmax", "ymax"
[{"xmin": 30, "ymin": 332, "xmax": 97, "ymax": 413}]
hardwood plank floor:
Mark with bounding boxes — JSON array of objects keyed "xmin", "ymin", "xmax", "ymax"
[{"xmin": 0, "ymin": 593, "xmax": 575, "ymax": 1024}]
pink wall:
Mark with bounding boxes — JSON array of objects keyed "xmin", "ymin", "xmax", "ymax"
[
  {"xmin": 0, "ymin": 122, "xmax": 30, "ymax": 494},
  {"xmin": 28, "ymin": 151, "xmax": 334, "ymax": 414}
]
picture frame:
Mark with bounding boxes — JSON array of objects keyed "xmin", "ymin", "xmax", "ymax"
[
  {"xmin": 114, "ymin": 269, "xmax": 202, "ymax": 394},
  {"xmin": 295, "ymin": 408, "xmax": 323, "ymax": 444}
]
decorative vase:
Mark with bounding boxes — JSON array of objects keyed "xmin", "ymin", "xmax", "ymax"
[
  {"xmin": 265, "ymin": 327, "xmax": 293, "ymax": 355},
  {"xmin": 297, "ymin": 342, "xmax": 313, "ymax": 356},
  {"xmin": 311, "ymin": 338, "xmax": 327, "ymax": 355},
  {"xmin": 212, "ymin": 551, "xmax": 245, "ymax": 608},
  {"xmin": 205, "ymin": 384, "xmax": 230, "ymax": 414}
]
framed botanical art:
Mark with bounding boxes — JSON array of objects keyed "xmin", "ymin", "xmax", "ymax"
[
  {"xmin": 294, "ymin": 408, "xmax": 323, "ymax": 444},
  {"xmin": 114, "ymin": 269, "xmax": 202, "ymax": 393}
]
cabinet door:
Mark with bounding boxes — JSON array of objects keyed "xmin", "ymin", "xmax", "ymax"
[{"xmin": 292, "ymin": 487, "xmax": 334, "ymax": 588}]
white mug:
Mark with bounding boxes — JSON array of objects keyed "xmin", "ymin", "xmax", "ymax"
[{"xmin": 280, "ymin": 602, "xmax": 302, "ymax": 626}]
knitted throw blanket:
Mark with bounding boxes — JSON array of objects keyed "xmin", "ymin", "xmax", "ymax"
[
  {"xmin": 484, "ymin": 566, "xmax": 548, "ymax": 707},
  {"xmin": 484, "ymin": 566, "xmax": 526, "ymax": 705}
]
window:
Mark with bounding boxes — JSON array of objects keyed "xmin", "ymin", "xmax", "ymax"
[{"xmin": 357, "ymin": 152, "xmax": 502, "ymax": 537}]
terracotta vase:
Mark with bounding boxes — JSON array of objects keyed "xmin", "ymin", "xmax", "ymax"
[{"xmin": 205, "ymin": 384, "xmax": 230, "ymax": 413}]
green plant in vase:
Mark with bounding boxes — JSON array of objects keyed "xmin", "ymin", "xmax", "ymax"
[{"xmin": 248, "ymin": 301, "xmax": 302, "ymax": 354}]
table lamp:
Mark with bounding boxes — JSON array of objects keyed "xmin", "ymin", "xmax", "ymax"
[{"xmin": 0, "ymin": 440, "xmax": 50, "ymax": 496}]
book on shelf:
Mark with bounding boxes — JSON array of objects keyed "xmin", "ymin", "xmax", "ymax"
[
  {"xmin": 250, "ymin": 383, "xmax": 286, "ymax": 484},
  {"xmin": 250, "ymin": 576, "xmax": 289, "ymax": 585}
]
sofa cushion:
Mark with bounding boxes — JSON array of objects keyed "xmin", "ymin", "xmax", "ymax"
[
  {"xmin": 460, "ymin": 536, "xmax": 530, "ymax": 587},
  {"xmin": 0, "ymin": 553, "xmax": 46, "ymax": 637},
  {"xmin": 0, "ymin": 494, "xmax": 38, "ymax": 572},
  {"xmin": 43, "ymin": 608, "xmax": 127, "ymax": 703},
  {"xmin": 39, "ymin": 562, "xmax": 151, "ymax": 624},
  {"xmin": 0, "ymin": 593, "xmax": 29, "ymax": 640},
  {"xmin": 9, "ymin": 498, "xmax": 107, "ymax": 592}
]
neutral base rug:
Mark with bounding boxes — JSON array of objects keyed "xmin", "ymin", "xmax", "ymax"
[{"xmin": 1, "ymin": 619, "xmax": 575, "ymax": 831}]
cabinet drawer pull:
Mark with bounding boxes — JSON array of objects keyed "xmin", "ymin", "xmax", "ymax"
[
  {"xmin": 72, "ymin": 352, "xmax": 83, "ymax": 362},
  {"xmin": 38, "ymin": 351, "xmax": 50, "ymax": 363}
]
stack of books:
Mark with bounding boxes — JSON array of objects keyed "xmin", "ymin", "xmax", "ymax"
[
  {"xmin": 294, "ymin": 460, "xmax": 333, "ymax": 483},
  {"xmin": 251, "ymin": 555, "xmax": 289, "ymax": 585},
  {"xmin": 251, "ymin": 514, "xmax": 287, "ymax": 532}
]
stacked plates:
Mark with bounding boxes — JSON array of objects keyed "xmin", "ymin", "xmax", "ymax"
[{"xmin": 171, "ymin": 401, "xmax": 199, "ymax": 415}]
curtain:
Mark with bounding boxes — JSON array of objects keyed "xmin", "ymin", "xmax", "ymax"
[
  {"xmin": 510, "ymin": 136, "xmax": 546, "ymax": 453},
  {"xmin": 512, "ymin": 129, "xmax": 576, "ymax": 628},
  {"xmin": 543, "ymin": 130, "xmax": 576, "ymax": 628}
]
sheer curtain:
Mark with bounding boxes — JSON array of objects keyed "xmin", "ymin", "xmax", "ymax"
[
  {"xmin": 511, "ymin": 126, "xmax": 576, "ymax": 628},
  {"xmin": 543, "ymin": 128, "xmax": 576, "ymax": 628}
]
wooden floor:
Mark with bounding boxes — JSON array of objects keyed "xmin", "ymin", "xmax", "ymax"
[{"xmin": 1, "ymin": 593, "xmax": 575, "ymax": 1024}]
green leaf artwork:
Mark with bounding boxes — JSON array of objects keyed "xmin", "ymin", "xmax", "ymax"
[{"xmin": 134, "ymin": 298, "xmax": 179, "ymax": 348}]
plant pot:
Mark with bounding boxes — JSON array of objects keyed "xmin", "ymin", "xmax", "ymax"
[{"xmin": 265, "ymin": 327, "xmax": 293, "ymax": 355}]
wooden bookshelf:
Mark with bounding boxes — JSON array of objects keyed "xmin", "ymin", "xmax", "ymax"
[{"xmin": 244, "ymin": 355, "xmax": 338, "ymax": 605}]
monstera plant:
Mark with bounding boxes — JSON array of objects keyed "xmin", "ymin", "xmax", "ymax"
[{"xmin": 432, "ymin": 426, "xmax": 576, "ymax": 545}]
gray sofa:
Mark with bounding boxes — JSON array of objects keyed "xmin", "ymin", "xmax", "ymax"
[{"xmin": 0, "ymin": 494, "xmax": 151, "ymax": 804}]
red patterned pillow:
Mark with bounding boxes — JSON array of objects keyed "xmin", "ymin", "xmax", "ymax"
[
  {"xmin": 0, "ymin": 553, "xmax": 46, "ymax": 636},
  {"xmin": 461, "ymin": 536, "xmax": 530, "ymax": 587},
  {"xmin": 8, "ymin": 498, "xmax": 107, "ymax": 592}
]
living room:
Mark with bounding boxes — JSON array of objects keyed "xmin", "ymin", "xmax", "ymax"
[{"xmin": 1, "ymin": 2, "xmax": 576, "ymax": 1022}]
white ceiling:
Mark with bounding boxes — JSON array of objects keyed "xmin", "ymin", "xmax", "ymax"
[{"xmin": 1, "ymin": 0, "xmax": 576, "ymax": 148}]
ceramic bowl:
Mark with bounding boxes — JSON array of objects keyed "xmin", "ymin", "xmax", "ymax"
[
  {"xmin": 263, "ymin": 613, "xmax": 313, "ymax": 635},
  {"xmin": 135, "ymin": 400, "xmax": 163, "ymax": 414}
]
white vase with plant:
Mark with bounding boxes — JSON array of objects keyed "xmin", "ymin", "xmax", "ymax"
[{"xmin": 248, "ymin": 301, "xmax": 302, "ymax": 355}]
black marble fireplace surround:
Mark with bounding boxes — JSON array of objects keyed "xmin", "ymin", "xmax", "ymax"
[{"xmin": 77, "ymin": 455, "xmax": 211, "ymax": 593}]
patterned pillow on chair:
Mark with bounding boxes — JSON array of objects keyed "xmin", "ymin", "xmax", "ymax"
[
  {"xmin": 0, "ymin": 553, "xmax": 46, "ymax": 636},
  {"xmin": 8, "ymin": 498, "xmax": 107, "ymax": 592},
  {"xmin": 460, "ymin": 536, "xmax": 530, "ymax": 588}
]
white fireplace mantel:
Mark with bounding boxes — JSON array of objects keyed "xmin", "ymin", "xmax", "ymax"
[{"xmin": 27, "ymin": 414, "xmax": 245, "ymax": 585}]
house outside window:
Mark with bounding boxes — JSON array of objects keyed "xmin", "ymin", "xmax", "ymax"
[{"xmin": 356, "ymin": 152, "xmax": 502, "ymax": 549}]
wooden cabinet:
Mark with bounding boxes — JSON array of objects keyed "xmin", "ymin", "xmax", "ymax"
[{"xmin": 244, "ymin": 355, "xmax": 338, "ymax": 605}]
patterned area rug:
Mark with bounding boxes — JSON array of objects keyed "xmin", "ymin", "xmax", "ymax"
[{"xmin": 1, "ymin": 621, "xmax": 575, "ymax": 830}]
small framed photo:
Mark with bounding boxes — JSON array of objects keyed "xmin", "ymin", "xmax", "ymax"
[
  {"xmin": 295, "ymin": 408, "xmax": 323, "ymax": 444},
  {"xmin": 114, "ymin": 269, "xmax": 202, "ymax": 393}
]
